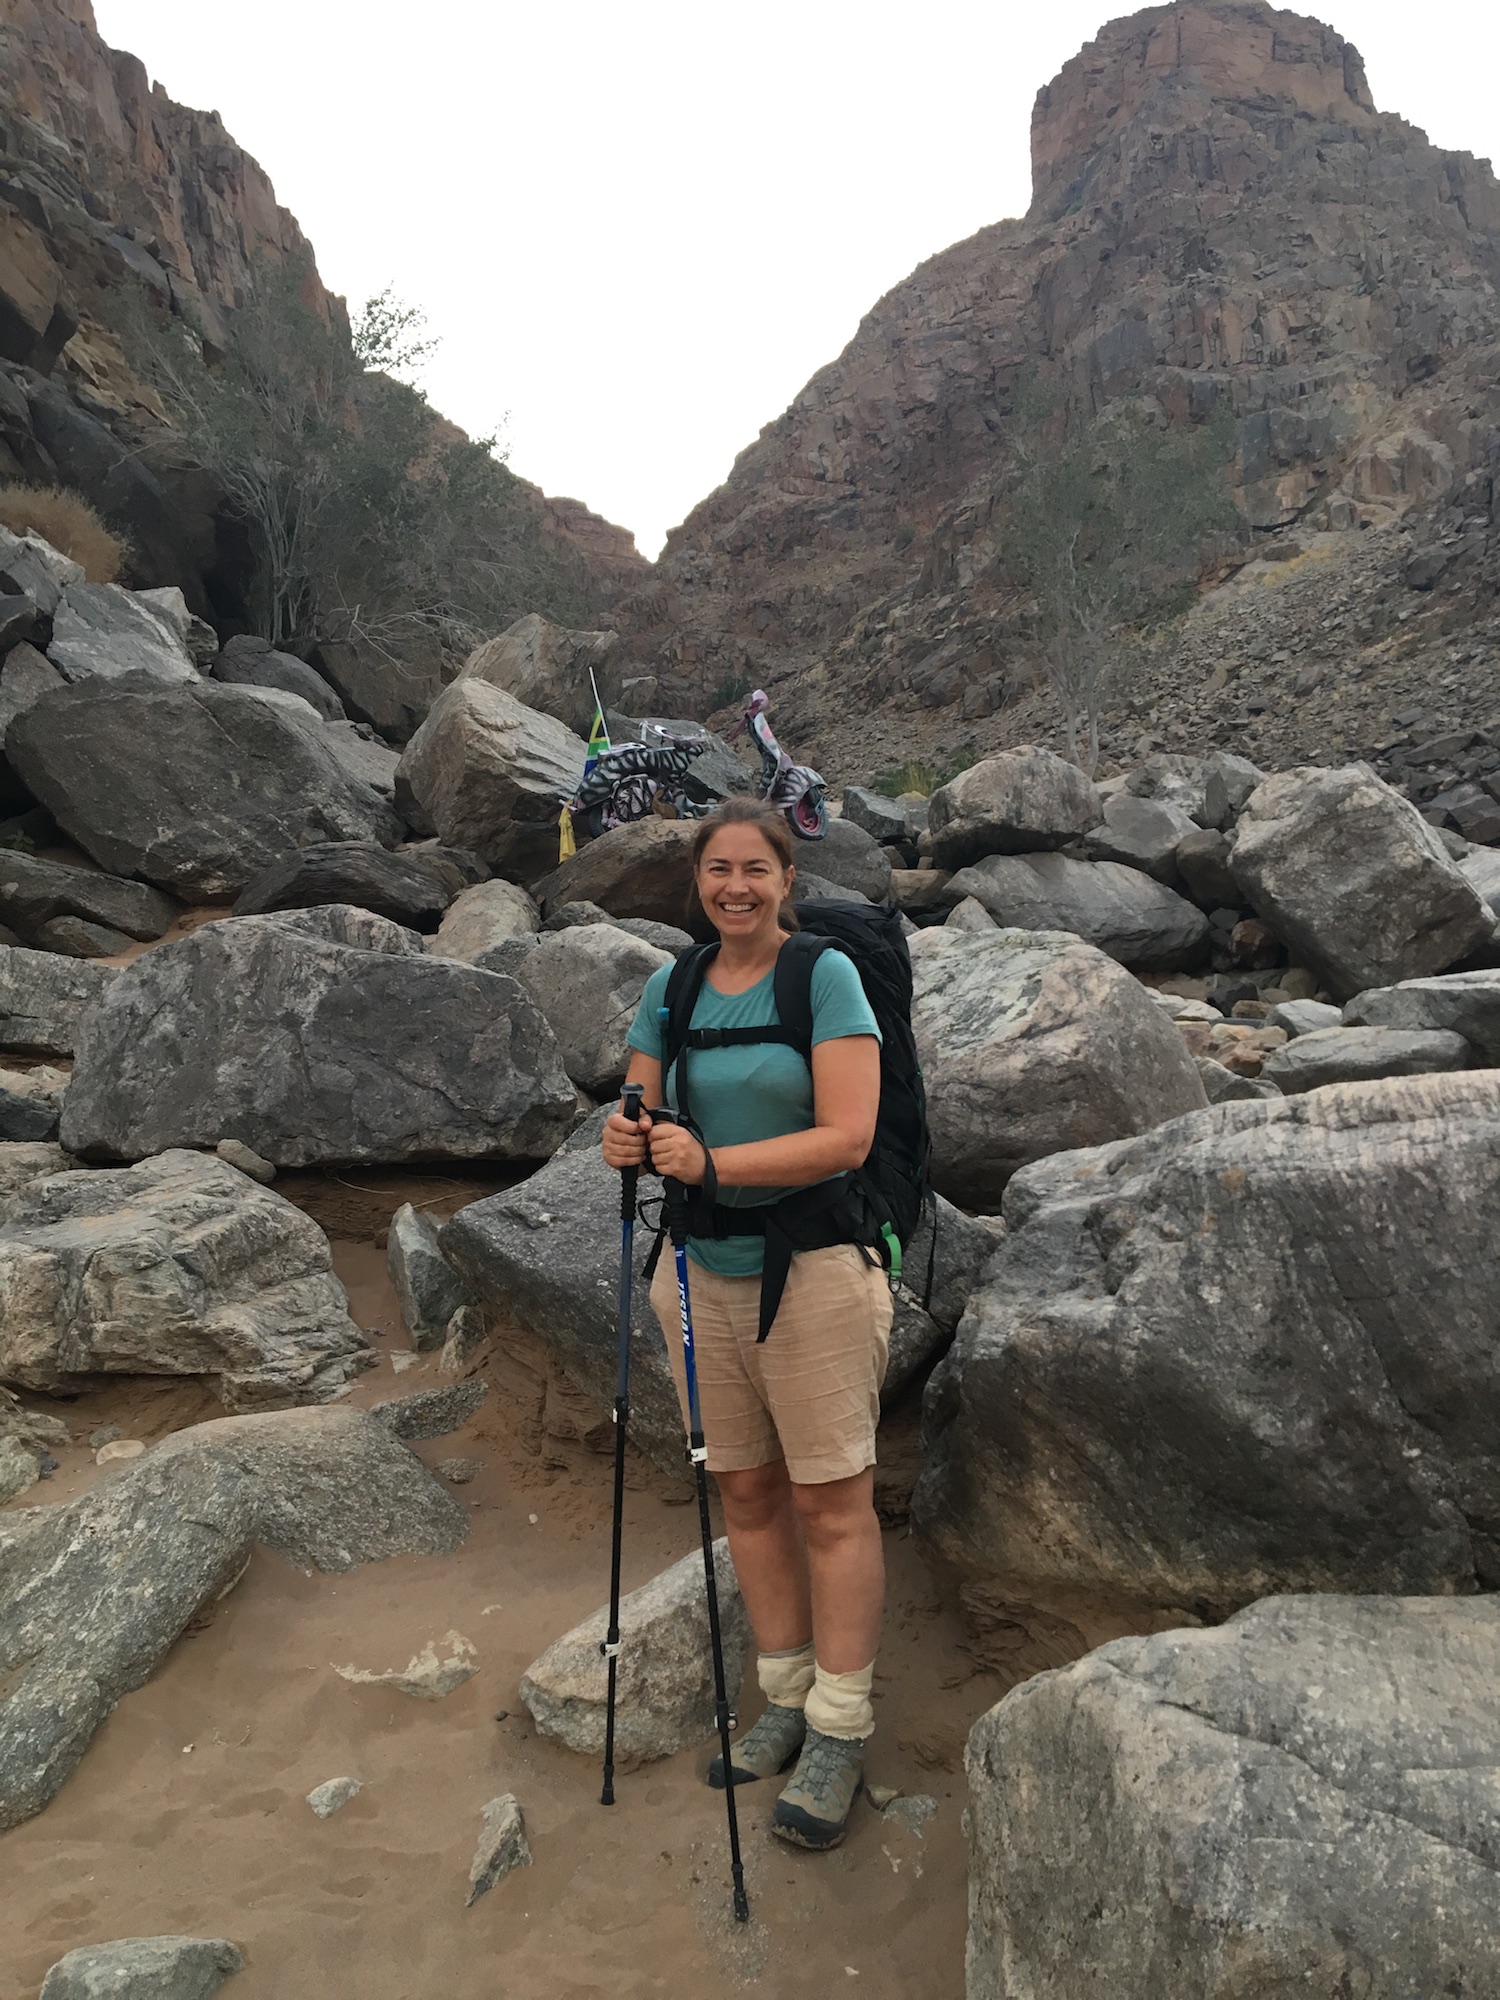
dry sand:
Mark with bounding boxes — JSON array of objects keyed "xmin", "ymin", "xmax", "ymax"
[{"xmin": 0, "ymin": 1180, "xmax": 1023, "ymax": 2000}]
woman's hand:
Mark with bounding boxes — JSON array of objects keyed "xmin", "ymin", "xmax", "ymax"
[
  {"xmin": 647, "ymin": 1121, "xmax": 709, "ymax": 1186},
  {"xmin": 601, "ymin": 1106, "xmax": 650, "ymax": 1170}
]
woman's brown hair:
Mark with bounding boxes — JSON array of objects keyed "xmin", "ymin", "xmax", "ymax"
[{"xmin": 685, "ymin": 798, "xmax": 799, "ymax": 936}]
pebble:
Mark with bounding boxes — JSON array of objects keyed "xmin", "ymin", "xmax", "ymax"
[
  {"xmin": 438, "ymin": 1456, "xmax": 483, "ymax": 1484},
  {"xmin": 307, "ymin": 1776, "xmax": 363, "ymax": 1818},
  {"xmin": 867, "ymin": 1783, "xmax": 901, "ymax": 1810},
  {"xmin": 95, "ymin": 1439, "xmax": 146, "ymax": 1465},
  {"xmin": 884, "ymin": 1793, "xmax": 939, "ymax": 1837},
  {"xmin": 390, "ymin": 1351, "xmax": 419, "ymax": 1374},
  {"xmin": 467, "ymin": 1793, "xmax": 532, "ymax": 1905}
]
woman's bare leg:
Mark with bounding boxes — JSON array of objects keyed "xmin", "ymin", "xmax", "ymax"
[
  {"xmin": 714, "ymin": 1462, "xmax": 812, "ymax": 1652},
  {"xmin": 791, "ymin": 1470, "xmax": 884, "ymax": 1674}
]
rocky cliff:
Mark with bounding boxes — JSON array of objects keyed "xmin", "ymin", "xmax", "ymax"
[
  {"xmin": 609, "ymin": 0, "xmax": 1500, "ymax": 785},
  {"xmin": 0, "ymin": 0, "xmax": 644, "ymax": 624}
]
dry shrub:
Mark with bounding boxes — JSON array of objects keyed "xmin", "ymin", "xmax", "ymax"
[{"xmin": 0, "ymin": 485, "xmax": 126, "ymax": 583}]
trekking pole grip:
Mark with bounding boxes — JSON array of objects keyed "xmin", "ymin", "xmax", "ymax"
[{"xmin": 619, "ymin": 1083, "xmax": 645, "ymax": 1221}]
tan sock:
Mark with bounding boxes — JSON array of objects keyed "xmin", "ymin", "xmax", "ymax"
[
  {"xmin": 803, "ymin": 1660, "xmax": 875, "ymax": 1741},
  {"xmin": 758, "ymin": 1641, "xmax": 817, "ymax": 1710}
]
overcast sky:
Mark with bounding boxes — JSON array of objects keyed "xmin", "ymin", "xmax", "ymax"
[{"xmin": 91, "ymin": 1, "xmax": 1500, "ymax": 559}]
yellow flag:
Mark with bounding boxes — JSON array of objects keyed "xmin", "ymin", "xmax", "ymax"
[{"xmin": 558, "ymin": 804, "xmax": 576, "ymax": 862}]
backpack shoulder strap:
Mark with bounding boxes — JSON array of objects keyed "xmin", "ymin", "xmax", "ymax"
[
  {"xmin": 661, "ymin": 942, "xmax": 717, "ymax": 1081},
  {"xmin": 771, "ymin": 933, "xmax": 835, "ymax": 1060}
]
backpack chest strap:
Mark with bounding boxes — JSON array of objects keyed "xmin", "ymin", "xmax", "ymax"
[{"xmin": 683, "ymin": 1025, "xmax": 804, "ymax": 1051}]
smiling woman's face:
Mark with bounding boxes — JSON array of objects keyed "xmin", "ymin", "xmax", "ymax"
[{"xmin": 695, "ymin": 821, "xmax": 793, "ymax": 942}]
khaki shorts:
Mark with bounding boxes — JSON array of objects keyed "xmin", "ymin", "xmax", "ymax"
[{"xmin": 649, "ymin": 1243, "xmax": 893, "ymax": 1485}]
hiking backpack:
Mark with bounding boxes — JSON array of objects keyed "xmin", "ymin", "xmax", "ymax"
[{"xmin": 656, "ymin": 899, "xmax": 930, "ymax": 1340}]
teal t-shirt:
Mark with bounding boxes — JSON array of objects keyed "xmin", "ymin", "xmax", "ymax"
[{"xmin": 626, "ymin": 948, "xmax": 880, "ymax": 1275}]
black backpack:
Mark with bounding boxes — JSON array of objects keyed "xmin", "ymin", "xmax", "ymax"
[{"xmin": 656, "ymin": 899, "xmax": 930, "ymax": 1341}]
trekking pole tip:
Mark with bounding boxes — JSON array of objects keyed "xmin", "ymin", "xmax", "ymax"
[{"xmin": 733, "ymin": 1884, "xmax": 750, "ymax": 1923}]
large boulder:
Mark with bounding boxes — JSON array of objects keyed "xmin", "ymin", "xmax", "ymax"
[
  {"xmin": 946, "ymin": 852, "xmax": 1209, "ymax": 970},
  {"xmin": 441, "ymin": 1112, "xmax": 991, "ymax": 1475},
  {"xmin": 0, "ymin": 1147, "xmax": 372, "ymax": 1409},
  {"xmin": 1459, "ymin": 845, "xmax": 1500, "ymax": 919},
  {"xmin": 0, "ymin": 1405, "xmax": 466, "ymax": 1830},
  {"xmin": 0, "ymin": 850, "xmax": 177, "ymax": 944},
  {"xmin": 804, "ymin": 816, "xmax": 892, "ymax": 901},
  {"xmin": 211, "ymin": 633, "xmax": 346, "ymax": 720},
  {"xmin": 396, "ymin": 680, "xmax": 587, "ymax": 881},
  {"xmin": 910, "ymin": 929, "xmax": 1207, "ymax": 1211},
  {"xmin": 46, "ymin": 582, "xmax": 197, "ymax": 685},
  {"xmin": 1083, "ymin": 793, "xmax": 1197, "ymax": 883},
  {"xmin": 533, "ymin": 818, "xmax": 699, "ymax": 927},
  {"xmin": 1229, "ymin": 765, "xmax": 1491, "ymax": 999},
  {"xmin": 511, "ymin": 923, "xmax": 671, "ymax": 1096},
  {"xmin": 0, "ymin": 638, "xmax": 63, "ymax": 741},
  {"xmin": 520, "ymin": 1541, "xmax": 750, "ymax": 1765},
  {"xmin": 914, "ymin": 1072, "xmax": 1500, "ymax": 1617},
  {"xmin": 0, "ymin": 526, "xmax": 81, "ymax": 616},
  {"xmin": 841, "ymin": 786, "xmax": 910, "ymax": 846},
  {"xmin": 322, "ymin": 720, "xmax": 400, "ymax": 804},
  {"xmin": 428, "ymin": 877, "xmax": 540, "ymax": 961},
  {"xmin": 233, "ymin": 840, "xmax": 452, "ymax": 932},
  {"xmin": 460, "ymin": 612, "xmax": 617, "ymax": 735},
  {"xmin": 927, "ymin": 749, "xmax": 1101, "ymax": 869},
  {"xmin": 0, "ymin": 945, "xmax": 117, "ymax": 1055},
  {"xmin": 1261, "ymin": 1024, "xmax": 1470, "ymax": 1092},
  {"xmin": 39, "ymin": 1937, "xmax": 244, "ymax": 2000},
  {"xmin": 1343, "ymin": 968, "xmax": 1500, "ymax": 1064},
  {"xmin": 966, "ymin": 1596, "xmax": 1500, "ymax": 2000},
  {"xmin": 8, "ymin": 678, "xmax": 402, "ymax": 901},
  {"xmin": 60, "ymin": 908, "xmax": 579, "ymax": 1168}
]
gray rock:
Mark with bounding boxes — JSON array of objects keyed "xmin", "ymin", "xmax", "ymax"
[
  {"xmin": 1174, "ymin": 826, "xmax": 1239, "ymax": 908},
  {"xmin": 33, "ymin": 915, "xmax": 131, "ymax": 958},
  {"xmin": 521, "ymin": 1541, "xmax": 750, "ymax": 1764},
  {"xmin": 1200, "ymin": 749, "xmax": 1266, "ymax": 829},
  {"xmin": 369, "ymin": 1380, "xmax": 490, "ymax": 1440},
  {"xmin": 0, "ymin": 525, "xmax": 81, "ymax": 617},
  {"xmin": 928, "ymin": 748, "xmax": 1102, "ymax": 869},
  {"xmin": 0, "ymin": 1430, "xmax": 42, "ymax": 1501},
  {"xmin": 0, "ymin": 592, "xmax": 43, "ymax": 653},
  {"xmin": 307, "ymin": 1776, "xmax": 362, "ymax": 1818},
  {"xmin": 1123, "ymin": 751, "xmax": 1212, "ymax": 819},
  {"xmin": 1084, "ymin": 794, "xmax": 1197, "ymax": 883},
  {"xmin": 397, "ymin": 680, "xmax": 588, "ymax": 881},
  {"xmin": 467, "ymin": 1793, "xmax": 533, "ymax": 1905},
  {"xmin": 471, "ymin": 934, "xmax": 542, "ymax": 979},
  {"xmin": 1267, "ymin": 998, "xmax": 1343, "ymax": 1037},
  {"xmin": 215, "ymin": 1137, "xmax": 276, "ymax": 1184},
  {"xmin": 439, "ymin": 1456, "xmax": 483, "ymax": 1484},
  {"xmin": 462, "ymin": 612, "xmax": 617, "ymax": 736},
  {"xmin": 806, "ymin": 817, "xmax": 892, "ymax": 901},
  {"xmin": 944, "ymin": 894, "xmax": 998, "ymax": 933},
  {"xmin": 541, "ymin": 901, "xmax": 694, "ymax": 957},
  {"xmin": 0, "ymin": 639, "xmax": 64, "ymax": 743},
  {"xmin": 966, "ymin": 1596, "xmax": 1500, "ymax": 2000},
  {"xmin": 533, "ymin": 818, "xmax": 699, "ymax": 927},
  {"xmin": 1229, "ymin": 765, "xmax": 1490, "ymax": 1000},
  {"xmin": 47, "ymin": 582, "xmax": 197, "ymax": 685},
  {"xmin": 908, "ymin": 930, "xmax": 1208, "ymax": 1211},
  {"xmin": 135, "ymin": 588, "xmax": 218, "ymax": 667},
  {"xmin": 792, "ymin": 871, "xmax": 870, "ymax": 906},
  {"xmin": 841, "ymin": 786, "xmax": 910, "ymax": 845},
  {"xmin": 0, "ymin": 945, "xmax": 117, "ymax": 1054},
  {"xmin": 0, "ymin": 1140, "xmax": 73, "ymax": 1195},
  {"xmin": 442, "ymin": 1108, "xmax": 996, "ymax": 1472},
  {"xmin": 233, "ymin": 841, "xmax": 452, "ymax": 932},
  {"xmin": 429, "ymin": 878, "xmax": 540, "ymax": 961},
  {"xmin": 1194, "ymin": 1056, "xmax": 1281, "ymax": 1102},
  {"xmin": 1262, "ymin": 1024, "xmax": 1470, "ymax": 1093},
  {"xmin": 945, "ymin": 852, "xmax": 1209, "ymax": 973},
  {"xmin": 8, "ymin": 678, "xmax": 402, "ymax": 902},
  {"xmin": 1343, "ymin": 968, "xmax": 1500, "ymax": 1064},
  {"xmin": 0, "ymin": 1078, "xmax": 58, "ymax": 1140},
  {"xmin": 400, "ymin": 842, "xmax": 490, "ymax": 897},
  {"xmin": 60, "ymin": 910, "xmax": 579, "ymax": 1169},
  {"xmin": 1458, "ymin": 844, "xmax": 1500, "ymax": 918},
  {"xmin": 38, "ymin": 1936, "xmax": 244, "ymax": 2000},
  {"xmin": 212, "ymin": 633, "xmax": 346, "ymax": 720},
  {"xmin": 322, "ymin": 719, "xmax": 398, "ymax": 801},
  {"xmin": 914, "ymin": 1072, "xmax": 1500, "ymax": 1616},
  {"xmin": 510, "ymin": 924, "xmax": 672, "ymax": 1096},
  {"xmin": 889, "ymin": 867, "xmax": 955, "ymax": 921},
  {"xmin": 388, "ymin": 1202, "xmax": 471, "ymax": 1351},
  {"xmin": 0, "ymin": 1148, "xmax": 372, "ymax": 1410}
]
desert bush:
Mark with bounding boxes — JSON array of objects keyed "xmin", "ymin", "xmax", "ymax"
[{"xmin": 0, "ymin": 485, "xmax": 126, "ymax": 582}]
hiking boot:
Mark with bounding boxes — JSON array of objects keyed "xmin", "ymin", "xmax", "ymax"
[
  {"xmin": 708, "ymin": 1702, "xmax": 806, "ymax": 1789},
  {"xmin": 770, "ymin": 1727, "xmax": 867, "ymax": 1850}
]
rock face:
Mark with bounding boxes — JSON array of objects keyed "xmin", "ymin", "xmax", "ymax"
[
  {"xmin": 8, "ymin": 678, "xmax": 402, "ymax": 900},
  {"xmin": 0, "ymin": 850, "xmax": 177, "ymax": 944},
  {"xmin": 46, "ymin": 583, "xmax": 197, "ymax": 684},
  {"xmin": 533, "ymin": 818, "xmax": 699, "ymax": 928},
  {"xmin": 0, "ymin": 1148, "xmax": 371, "ymax": 1409},
  {"xmin": 1344, "ymin": 969, "xmax": 1500, "ymax": 1064},
  {"xmin": 966, "ymin": 1596, "xmax": 1500, "ymax": 2000},
  {"xmin": 233, "ymin": 841, "xmax": 451, "ymax": 932},
  {"xmin": 510, "ymin": 924, "xmax": 672, "ymax": 1096},
  {"xmin": 396, "ymin": 681, "xmax": 587, "ymax": 881},
  {"xmin": 60, "ymin": 909, "xmax": 579, "ymax": 1168},
  {"xmin": 909, "ymin": 929, "xmax": 1207, "ymax": 1210},
  {"xmin": 927, "ymin": 751, "xmax": 1102, "ymax": 870},
  {"xmin": 947, "ymin": 852, "xmax": 1209, "ymax": 971},
  {"xmin": 520, "ymin": 1541, "xmax": 750, "ymax": 1765},
  {"xmin": 1261, "ymin": 1024, "xmax": 1470, "ymax": 1092},
  {"xmin": 1229, "ymin": 765, "xmax": 1490, "ymax": 999},
  {"xmin": 914, "ymin": 1073, "xmax": 1500, "ymax": 1616},
  {"xmin": 38, "ymin": 1936, "xmax": 245, "ymax": 2000},
  {"xmin": 0, "ymin": 1405, "xmax": 465, "ymax": 1830},
  {"xmin": 0, "ymin": 945, "xmax": 117, "ymax": 1055},
  {"xmin": 460, "ymin": 612, "xmax": 618, "ymax": 736}
]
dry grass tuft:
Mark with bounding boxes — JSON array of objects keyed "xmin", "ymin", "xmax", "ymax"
[{"xmin": 0, "ymin": 485, "xmax": 127, "ymax": 583}]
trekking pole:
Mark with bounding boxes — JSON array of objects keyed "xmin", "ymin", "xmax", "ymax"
[
  {"xmin": 600, "ymin": 1081, "xmax": 646, "ymax": 1808},
  {"xmin": 660, "ymin": 1135, "xmax": 750, "ymax": 1925}
]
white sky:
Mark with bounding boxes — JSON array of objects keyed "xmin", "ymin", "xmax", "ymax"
[{"xmin": 90, "ymin": 1, "xmax": 1500, "ymax": 559}]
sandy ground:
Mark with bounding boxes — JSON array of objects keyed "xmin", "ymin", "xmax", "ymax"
[{"xmin": 1, "ymin": 1181, "xmax": 1017, "ymax": 2000}]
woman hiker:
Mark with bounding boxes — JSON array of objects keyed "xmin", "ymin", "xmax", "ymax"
[{"xmin": 601, "ymin": 797, "xmax": 892, "ymax": 1852}]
